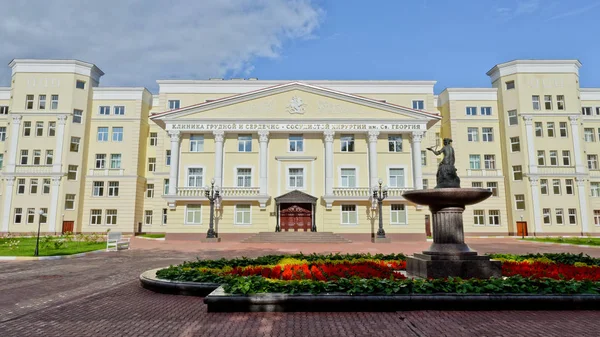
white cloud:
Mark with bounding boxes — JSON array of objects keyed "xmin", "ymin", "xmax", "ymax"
[{"xmin": 0, "ymin": 0, "xmax": 323, "ymax": 91}]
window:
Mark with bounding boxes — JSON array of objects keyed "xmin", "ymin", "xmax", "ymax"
[
  {"xmin": 435, "ymin": 133, "xmax": 440, "ymax": 147},
  {"xmin": 288, "ymin": 168, "xmax": 304, "ymax": 188},
  {"xmin": 97, "ymin": 127, "xmax": 109, "ymax": 142},
  {"xmin": 588, "ymin": 155, "xmax": 598, "ymax": 170},
  {"xmin": 168, "ymin": 100, "xmax": 180, "ymax": 110},
  {"xmin": 190, "ymin": 134, "xmax": 204, "ymax": 152},
  {"xmin": 26, "ymin": 95, "xmax": 34, "ymax": 110},
  {"xmin": 559, "ymin": 122, "xmax": 568, "ymax": 137},
  {"xmin": 390, "ymin": 204, "xmax": 407, "ymax": 225},
  {"xmin": 33, "ymin": 150, "xmax": 41, "ymax": 165},
  {"xmin": 187, "ymin": 168, "xmax": 203, "ymax": 187},
  {"xmin": 48, "ymin": 122, "xmax": 55, "ymax": 136},
  {"xmin": 543, "ymin": 208, "xmax": 551, "ymax": 224},
  {"xmin": 597, "ymin": 107, "xmax": 600, "ymax": 116},
  {"xmin": 535, "ymin": 122, "xmax": 543, "ymax": 137},
  {"xmin": 149, "ymin": 132, "xmax": 158, "ymax": 146},
  {"xmin": 73, "ymin": 109, "xmax": 83, "ymax": 123},
  {"xmin": 45, "ymin": 150, "xmax": 53, "ymax": 165},
  {"xmin": 0, "ymin": 154, "xmax": 3, "ymax": 169},
  {"xmin": 540, "ymin": 179, "xmax": 548, "ymax": 195},
  {"xmin": 51, "ymin": 95, "xmax": 58, "ymax": 110},
  {"xmin": 90, "ymin": 210, "xmax": 102, "ymax": 225},
  {"xmin": 14, "ymin": 208, "xmax": 22, "ymax": 224},
  {"xmin": 472, "ymin": 182, "xmax": 483, "ymax": 188},
  {"xmin": 0, "ymin": 106, "xmax": 8, "ymax": 114},
  {"xmin": 76, "ymin": 80, "xmax": 86, "ymax": 89},
  {"xmin": 568, "ymin": 209, "xmax": 577, "ymax": 225},
  {"xmin": 99, "ymin": 106, "xmax": 110, "ymax": 115},
  {"xmin": 412, "ymin": 100, "xmax": 424, "ymax": 110},
  {"xmin": 145, "ymin": 210, "xmax": 153, "ymax": 225},
  {"xmin": 108, "ymin": 181, "xmax": 119, "ymax": 197},
  {"xmin": 549, "ymin": 151, "xmax": 558, "ymax": 166},
  {"xmin": 592, "ymin": 182, "xmax": 600, "ymax": 197},
  {"xmin": 65, "ymin": 194, "xmax": 75, "ymax": 210},
  {"xmin": 488, "ymin": 210, "xmax": 500, "ymax": 226},
  {"xmin": 486, "ymin": 182, "xmax": 498, "ymax": 196},
  {"xmin": 547, "ymin": 122, "xmax": 555, "ymax": 137},
  {"xmin": 512, "ymin": 165, "xmax": 522, "ymax": 181},
  {"xmin": 421, "ymin": 151, "xmax": 427, "ymax": 166},
  {"xmin": 148, "ymin": 157, "xmax": 156, "ymax": 172},
  {"xmin": 106, "ymin": 210, "xmax": 118, "ymax": 225},
  {"xmin": 289, "ymin": 135, "xmax": 304, "ymax": 152},
  {"xmin": 552, "ymin": 179, "xmax": 561, "ymax": 195},
  {"xmin": 27, "ymin": 208, "xmax": 35, "ymax": 224},
  {"xmin": 532, "ymin": 95, "xmax": 540, "ymax": 110},
  {"xmin": 146, "ymin": 184, "xmax": 154, "ymax": 198},
  {"xmin": 42, "ymin": 179, "xmax": 50, "ymax": 194},
  {"xmin": 38, "ymin": 95, "xmax": 46, "ymax": 110},
  {"xmin": 165, "ymin": 150, "xmax": 171, "ymax": 166},
  {"xmin": 510, "ymin": 137, "xmax": 520, "ymax": 152},
  {"xmin": 565, "ymin": 179, "xmax": 574, "ymax": 195},
  {"xmin": 0, "ymin": 127, "xmax": 5, "ymax": 141},
  {"xmin": 70, "ymin": 137, "xmax": 80, "ymax": 152},
  {"xmin": 466, "ymin": 106, "xmax": 477, "ymax": 116},
  {"xmin": 562, "ymin": 151, "xmax": 571, "ymax": 166},
  {"xmin": 96, "ymin": 153, "xmax": 106, "ymax": 169},
  {"xmin": 341, "ymin": 205, "xmax": 358, "ymax": 225},
  {"xmin": 422, "ymin": 179, "xmax": 428, "ymax": 189},
  {"xmin": 481, "ymin": 107, "xmax": 492, "ymax": 116},
  {"xmin": 555, "ymin": 209, "xmax": 564, "ymax": 225},
  {"xmin": 340, "ymin": 135, "xmax": 354, "ymax": 152},
  {"xmin": 162, "ymin": 209, "xmax": 168, "ymax": 225},
  {"xmin": 537, "ymin": 150, "xmax": 546, "ymax": 166},
  {"xmin": 388, "ymin": 168, "xmax": 405, "ymax": 187},
  {"xmin": 515, "ymin": 195, "xmax": 525, "ymax": 210},
  {"xmin": 236, "ymin": 168, "xmax": 252, "ymax": 187},
  {"xmin": 185, "ymin": 205, "xmax": 202, "ymax": 224},
  {"xmin": 557, "ymin": 95, "xmax": 565, "ymax": 110},
  {"xmin": 585, "ymin": 128, "xmax": 595, "ymax": 142},
  {"xmin": 473, "ymin": 210, "xmax": 485, "ymax": 226},
  {"xmin": 482, "ymin": 128, "xmax": 493, "ymax": 142},
  {"xmin": 93, "ymin": 181, "xmax": 105, "ymax": 196},
  {"xmin": 469, "ymin": 155, "xmax": 481, "ymax": 169},
  {"xmin": 20, "ymin": 150, "xmax": 28, "ymax": 165},
  {"xmin": 388, "ymin": 135, "xmax": 402, "ymax": 152},
  {"xmin": 164, "ymin": 179, "xmax": 170, "ymax": 195},
  {"xmin": 114, "ymin": 106, "xmax": 125, "ymax": 115},
  {"xmin": 467, "ymin": 128, "xmax": 479, "ymax": 142},
  {"xmin": 506, "ymin": 81, "xmax": 515, "ymax": 90},
  {"xmin": 68, "ymin": 165, "xmax": 78, "ymax": 180},
  {"xmin": 112, "ymin": 127, "xmax": 123, "ymax": 142},
  {"xmin": 544, "ymin": 95, "xmax": 553, "ymax": 110},
  {"xmin": 23, "ymin": 121, "xmax": 31, "ymax": 136},
  {"xmin": 508, "ymin": 110, "xmax": 518, "ymax": 125},
  {"xmin": 17, "ymin": 179, "xmax": 25, "ymax": 194},
  {"xmin": 236, "ymin": 134, "xmax": 253, "ymax": 152},
  {"xmin": 29, "ymin": 179, "xmax": 38, "ymax": 194},
  {"xmin": 235, "ymin": 205, "xmax": 252, "ymax": 225}
]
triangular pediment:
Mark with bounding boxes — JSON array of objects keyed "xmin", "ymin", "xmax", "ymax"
[{"xmin": 275, "ymin": 190, "xmax": 318, "ymax": 204}]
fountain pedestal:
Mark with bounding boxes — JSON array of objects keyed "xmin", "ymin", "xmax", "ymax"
[{"xmin": 403, "ymin": 188, "xmax": 501, "ymax": 279}]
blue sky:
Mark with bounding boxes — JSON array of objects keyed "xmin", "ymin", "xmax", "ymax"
[{"xmin": 1, "ymin": 0, "xmax": 599, "ymax": 93}]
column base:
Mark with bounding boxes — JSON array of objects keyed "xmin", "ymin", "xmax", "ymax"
[
  {"xmin": 406, "ymin": 253, "xmax": 501, "ymax": 279},
  {"xmin": 371, "ymin": 237, "xmax": 391, "ymax": 243},
  {"xmin": 200, "ymin": 237, "xmax": 222, "ymax": 243}
]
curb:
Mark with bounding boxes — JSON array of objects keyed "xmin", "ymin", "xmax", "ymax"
[
  {"xmin": 139, "ymin": 268, "xmax": 220, "ymax": 297},
  {"xmin": 0, "ymin": 249, "xmax": 108, "ymax": 261},
  {"xmin": 523, "ymin": 241, "xmax": 600, "ymax": 249},
  {"xmin": 135, "ymin": 237, "xmax": 166, "ymax": 241}
]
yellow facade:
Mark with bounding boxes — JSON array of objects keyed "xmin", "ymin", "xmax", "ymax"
[{"xmin": 0, "ymin": 59, "xmax": 598, "ymax": 238}]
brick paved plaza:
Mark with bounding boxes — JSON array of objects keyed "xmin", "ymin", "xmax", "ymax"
[{"xmin": 1, "ymin": 237, "xmax": 599, "ymax": 337}]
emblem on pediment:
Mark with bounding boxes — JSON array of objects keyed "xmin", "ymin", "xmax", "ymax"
[{"xmin": 287, "ymin": 96, "xmax": 306, "ymax": 114}]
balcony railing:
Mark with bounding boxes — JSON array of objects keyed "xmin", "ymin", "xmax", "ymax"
[
  {"xmin": 536, "ymin": 166, "xmax": 576, "ymax": 175},
  {"xmin": 176, "ymin": 187, "xmax": 260, "ymax": 198},
  {"xmin": 332, "ymin": 187, "xmax": 413, "ymax": 198},
  {"xmin": 15, "ymin": 165, "xmax": 53, "ymax": 174},
  {"xmin": 589, "ymin": 169, "xmax": 600, "ymax": 177},
  {"xmin": 465, "ymin": 169, "xmax": 502, "ymax": 177},
  {"xmin": 88, "ymin": 169, "xmax": 125, "ymax": 176}
]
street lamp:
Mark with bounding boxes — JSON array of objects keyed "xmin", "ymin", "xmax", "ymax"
[
  {"xmin": 204, "ymin": 178, "xmax": 220, "ymax": 239},
  {"xmin": 372, "ymin": 179, "xmax": 388, "ymax": 239},
  {"xmin": 34, "ymin": 209, "xmax": 45, "ymax": 256}
]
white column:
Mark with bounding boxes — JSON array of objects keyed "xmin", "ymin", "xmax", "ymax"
[
  {"xmin": 523, "ymin": 116, "xmax": 537, "ymax": 174},
  {"xmin": 168, "ymin": 130, "xmax": 181, "ymax": 195},
  {"xmin": 258, "ymin": 130, "xmax": 269, "ymax": 195},
  {"xmin": 529, "ymin": 177, "xmax": 543, "ymax": 234},
  {"xmin": 1, "ymin": 177, "xmax": 15, "ymax": 232},
  {"xmin": 6, "ymin": 115, "xmax": 22, "ymax": 173},
  {"xmin": 411, "ymin": 131, "xmax": 424, "ymax": 189},
  {"xmin": 569, "ymin": 116, "xmax": 585, "ymax": 173},
  {"xmin": 576, "ymin": 178, "xmax": 590, "ymax": 234},
  {"xmin": 213, "ymin": 130, "xmax": 225, "ymax": 188},
  {"xmin": 47, "ymin": 177, "xmax": 62, "ymax": 233},
  {"xmin": 324, "ymin": 130, "xmax": 335, "ymax": 198},
  {"xmin": 367, "ymin": 130, "xmax": 380, "ymax": 189},
  {"xmin": 52, "ymin": 115, "xmax": 68, "ymax": 173}
]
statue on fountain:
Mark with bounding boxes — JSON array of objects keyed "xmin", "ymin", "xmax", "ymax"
[{"xmin": 427, "ymin": 138, "xmax": 460, "ymax": 189}]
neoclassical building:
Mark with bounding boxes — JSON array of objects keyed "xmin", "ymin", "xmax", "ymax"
[{"xmin": 0, "ymin": 58, "xmax": 599, "ymax": 239}]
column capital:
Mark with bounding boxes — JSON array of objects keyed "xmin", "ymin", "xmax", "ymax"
[
  {"xmin": 323, "ymin": 130, "xmax": 335, "ymax": 142},
  {"xmin": 51, "ymin": 176, "xmax": 62, "ymax": 186},
  {"xmin": 569, "ymin": 115, "xmax": 579, "ymax": 125},
  {"xmin": 212, "ymin": 130, "xmax": 225, "ymax": 142},
  {"xmin": 528, "ymin": 176, "xmax": 539, "ymax": 185},
  {"xmin": 5, "ymin": 177, "xmax": 15, "ymax": 186},
  {"xmin": 575, "ymin": 177, "xmax": 586, "ymax": 185},
  {"xmin": 11, "ymin": 115, "xmax": 22, "ymax": 125},
  {"xmin": 168, "ymin": 130, "xmax": 181, "ymax": 142},
  {"xmin": 257, "ymin": 130, "xmax": 269, "ymax": 142},
  {"xmin": 367, "ymin": 130, "xmax": 380, "ymax": 143},
  {"xmin": 523, "ymin": 116, "xmax": 533, "ymax": 125},
  {"xmin": 57, "ymin": 114, "xmax": 68, "ymax": 125},
  {"xmin": 411, "ymin": 131, "xmax": 424, "ymax": 142}
]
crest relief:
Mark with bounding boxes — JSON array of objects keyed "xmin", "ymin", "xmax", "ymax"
[{"xmin": 287, "ymin": 96, "xmax": 306, "ymax": 114}]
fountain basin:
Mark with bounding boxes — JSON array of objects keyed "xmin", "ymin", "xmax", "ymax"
[{"xmin": 402, "ymin": 188, "xmax": 492, "ymax": 208}]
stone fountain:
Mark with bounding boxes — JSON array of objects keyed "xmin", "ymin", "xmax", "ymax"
[{"xmin": 402, "ymin": 138, "xmax": 501, "ymax": 279}]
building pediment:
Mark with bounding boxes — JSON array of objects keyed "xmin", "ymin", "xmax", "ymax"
[{"xmin": 275, "ymin": 190, "xmax": 318, "ymax": 205}]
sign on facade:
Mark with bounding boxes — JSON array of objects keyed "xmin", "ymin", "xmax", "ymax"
[{"xmin": 167, "ymin": 123, "xmax": 425, "ymax": 132}]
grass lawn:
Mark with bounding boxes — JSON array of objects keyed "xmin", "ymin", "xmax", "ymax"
[
  {"xmin": 138, "ymin": 233, "xmax": 165, "ymax": 239},
  {"xmin": 0, "ymin": 237, "xmax": 106, "ymax": 256},
  {"xmin": 523, "ymin": 237, "xmax": 600, "ymax": 246}
]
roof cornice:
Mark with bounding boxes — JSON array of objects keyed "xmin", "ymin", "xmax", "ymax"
[
  {"xmin": 580, "ymin": 88, "xmax": 600, "ymax": 101},
  {"xmin": 0, "ymin": 87, "xmax": 10, "ymax": 100},
  {"xmin": 486, "ymin": 60, "xmax": 581, "ymax": 83},
  {"xmin": 438, "ymin": 88, "xmax": 498, "ymax": 106},
  {"xmin": 8, "ymin": 59, "xmax": 104, "ymax": 83},
  {"xmin": 92, "ymin": 87, "xmax": 152, "ymax": 106}
]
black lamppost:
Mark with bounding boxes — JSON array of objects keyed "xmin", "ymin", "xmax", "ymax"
[
  {"xmin": 372, "ymin": 179, "xmax": 388, "ymax": 239},
  {"xmin": 34, "ymin": 209, "xmax": 45, "ymax": 256},
  {"xmin": 204, "ymin": 178, "xmax": 220, "ymax": 239}
]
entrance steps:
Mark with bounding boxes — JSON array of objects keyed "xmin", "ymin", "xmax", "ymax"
[{"xmin": 241, "ymin": 232, "xmax": 352, "ymax": 243}]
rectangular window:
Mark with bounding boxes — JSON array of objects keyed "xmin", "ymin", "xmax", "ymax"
[
  {"xmin": 482, "ymin": 127, "xmax": 493, "ymax": 142},
  {"xmin": 288, "ymin": 168, "xmax": 304, "ymax": 188},
  {"xmin": 568, "ymin": 209, "xmax": 577, "ymax": 225},
  {"xmin": 42, "ymin": 178, "xmax": 50, "ymax": 194},
  {"xmin": 235, "ymin": 205, "xmax": 252, "ymax": 225},
  {"xmin": 515, "ymin": 194, "xmax": 525, "ymax": 210},
  {"xmin": 0, "ymin": 106, "xmax": 8, "ymax": 114},
  {"xmin": 552, "ymin": 179, "xmax": 561, "ymax": 195},
  {"xmin": 187, "ymin": 168, "xmax": 203, "ymax": 187},
  {"xmin": 164, "ymin": 179, "xmax": 170, "ymax": 195},
  {"xmin": 340, "ymin": 135, "xmax": 355, "ymax": 152},
  {"xmin": 388, "ymin": 168, "xmax": 405, "ymax": 187},
  {"xmin": 435, "ymin": 133, "xmax": 440, "ymax": 147},
  {"xmin": 488, "ymin": 210, "xmax": 500, "ymax": 226},
  {"xmin": 38, "ymin": 95, "xmax": 46, "ymax": 110},
  {"xmin": 510, "ymin": 137, "xmax": 520, "ymax": 152},
  {"xmin": 469, "ymin": 155, "xmax": 481, "ymax": 170},
  {"xmin": 486, "ymin": 182, "xmax": 498, "ymax": 197},
  {"xmin": 23, "ymin": 121, "xmax": 31, "ymax": 136},
  {"xmin": 532, "ymin": 95, "xmax": 540, "ymax": 110},
  {"xmin": 481, "ymin": 107, "xmax": 492, "ymax": 116},
  {"xmin": 112, "ymin": 127, "xmax": 123, "ymax": 142},
  {"xmin": 99, "ymin": 106, "xmax": 110, "ymax": 115},
  {"xmin": 466, "ymin": 106, "xmax": 477, "ymax": 116},
  {"xmin": 70, "ymin": 137, "xmax": 80, "ymax": 152},
  {"xmin": 168, "ymin": 100, "xmax": 180, "ymax": 110},
  {"xmin": 388, "ymin": 135, "xmax": 402, "ymax": 152},
  {"xmin": 595, "ymin": 210, "xmax": 600, "ymax": 226},
  {"xmin": 537, "ymin": 150, "xmax": 546, "ymax": 166},
  {"xmin": 146, "ymin": 184, "xmax": 154, "ymax": 198},
  {"xmin": 185, "ymin": 205, "xmax": 202, "ymax": 224},
  {"xmin": 0, "ymin": 154, "xmax": 3, "ymax": 169},
  {"xmin": 45, "ymin": 150, "xmax": 53, "ymax": 165},
  {"xmin": 549, "ymin": 151, "xmax": 558, "ymax": 166},
  {"xmin": 506, "ymin": 81, "xmax": 515, "ymax": 90},
  {"xmin": 17, "ymin": 178, "xmax": 25, "ymax": 194},
  {"xmin": 540, "ymin": 179, "xmax": 548, "ymax": 195},
  {"xmin": 26, "ymin": 95, "xmax": 34, "ymax": 110},
  {"xmin": 512, "ymin": 165, "xmax": 522, "ymax": 181},
  {"xmin": 238, "ymin": 134, "xmax": 253, "ymax": 152},
  {"xmin": 565, "ymin": 179, "xmax": 574, "ymax": 195},
  {"xmin": 390, "ymin": 204, "xmax": 407, "ymax": 225},
  {"xmin": 48, "ymin": 121, "xmax": 55, "ymax": 137},
  {"xmin": 421, "ymin": 151, "xmax": 427, "ymax": 166},
  {"xmin": 95, "ymin": 154, "xmax": 106, "ymax": 169},
  {"xmin": 33, "ymin": 150, "xmax": 41, "ymax": 165},
  {"xmin": 562, "ymin": 150, "xmax": 571, "ymax": 166},
  {"xmin": 30, "ymin": 179, "xmax": 38, "ymax": 194},
  {"xmin": 190, "ymin": 134, "xmax": 204, "ymax": 152},
  {"xmin": 20, "ymin": 150, "xmax": 28, "ymax": 165},
  {"xmin": 76, "ymin": 80, "xmax": 86, "ymax": 89},
  {"xmin": 14, "ymin": 208, "xmax": 22, "ymax": 224},
  {"xmin": 97, "ymin": 127, "xmax": 109, "ymax": 142},
  {"xmin": 39, "ymin": 209, "xmax": 47, "ymax": 224},
  {"xmin": 508, "ymin": 110, "xmax": 518, "ymax": 125},
  {"xmin": 597, "ymin": 107, "xmax": 600, "ymax": 116},
  {"xmin": 51, "ymin": 95, "xmax": 59, "ymax": 110},
  {"xmin": 544, "ymin": 95, "xmax": 553, "ymax": 110},
  {"xmin": 149, "ymin": 132, "xmax": 158, "ymax": 146},
  {"xmin": 557, "ymin": 95, "xmax": 565, "ymax": 110},
  {"xmin": 162, "ymin": 209, "xmax": 168, "ymax": 225},
  {"xmin": 543, "ymin": 208, "xmax": 551, "ymax": 224},
  {"xmin": 473, "ymin": 210, "xmax": 485, "ymax": 226},
  {"xmin": 68, "ymin": 165, "xmax": 78, "ymax": 180},
  {"xmin": 467, "ymin": 128, "xmax": 479, "ymax": 142},
  {"xmin": 422, "ymin": 179, "xmax": 429, "ymax": 189},
  {"xmin": 165, "ymin": 150, "xmax": 171, "ymax": 166},
  {"xmin": 472, "ymin": 182, "xmax": 483, "ymax": 188},
  {"xmin": 27, "ymin": 208, "xmax": 35, "ymax": 224},
  {"xmin": 0, "ymin": 127, "xmax": 5, "ymax": 141},
  {"xmin": 148, "ymin": 158, "xmax": 156, "ymax": 172},
  {"xmin": 114, "ymin": 106, "xmax": 125, "ymax": 115},
  {"xmin": 289, "ymin": 135, "xmax": 304, "ymax": 152},
  {"xmin": 585, "ymin": 128, "xmax": 595, "ymax": 142},
  {"xmin": 559, "ymin": 122, "xmax": 568, "ymax": 137},
  {"xmin": 65, "ymin": 194, "xmax": 75, "ymax": 210},
  {"xmin": 236, "ymin": 168, "xmax": 252, "ymax": 187},
  {"xmin": 547, "ymin": 122, "xmax": 555, "ymax": 137},
  {"xmin": 108, "ymin": 181, "xmax": 119, "ymax": 197},
  {"xmin": 145, "ymin": 210, "xmax": 153, "ymax": 225},
  {"xmin": 93, "ymin": 181, "xmax": 105, "ymax": 196},
  {"xmin": 106, "ymin": 210, "xmax": 118, "ymax": 225},
  {"xmin": 73, "ymin": 109, "xmax": 83, "ymax": 124},
  {"xmin": 90, "ymin": 210, "xmax": 102, "ymax": 225},
  {"xmin": 592, "ymin": 182, "xmax": 600, "ymax": 197},
  {"xmin": 588, "ymin": 155, "xmax": 598, "ymax": 170},
  {"xmin": 535, "ymin": 122, "xmax": 543, "ymax": 137},
  {"xmin": 412, "ymin": 100, "xmax": 424, "ymax": 110},
  {"xmin": 555, "ymin": 209, "xmax": 564, "ymax": 225},
  {"xmin": 341, "ymin": 205, "xmax": 358, "ymax": 225}
]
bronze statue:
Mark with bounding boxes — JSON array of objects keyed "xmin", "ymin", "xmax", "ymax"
[{"xmin": 427, "ymin": 138, "xmax": 460, "ymax": 188}]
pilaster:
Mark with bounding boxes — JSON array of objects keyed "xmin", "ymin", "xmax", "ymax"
[
  {"xmin": 47, "ymin": 176, "xmax": 62, "ymax": 232},
  {"xmin": 1, "ymin": 177, "xmax": 16, "ymax": 232},
  {"xmin": 167, "ymin": 130, "xmax": 181, "ymax": 201},
  {"xmin": 367, "ymin": 130, "xmax": 380, "ymax": 189},
  {"xmin": 411, "ymin": 131, "xmax": 424, "ymax": 189},
  {"xmin": 529, "ymin": 177, "xmax": 543, "ymax": 234},
  {"xmin": 576, "ymin": 177, "xmax": 590, "ymax": 234},
  {"xmin": 323, "ymin": 130, "xmax": 335, "ymax": 208},
  {"xmin": 257, "ymin": 130, "xmax": 269, "ymax": 208},
  {"xmin": 523, "ymin": 116, "xmax": 537, "ymax": 174},
  {"xmin": 569, "ymin": 116, "xmax": 585, "ymax": 173}
]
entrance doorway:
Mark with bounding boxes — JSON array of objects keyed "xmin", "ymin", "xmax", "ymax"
[
  {"xmin": 279, "ymin": 203, "xmax": 312, "ymax": 232},
  {"xmin": 516, "ymin": 221, "xmax": 528, "ymax": 237},
  {"xmin": 62, "ymin": 221, "xmax": 74, "ymax": 234}
]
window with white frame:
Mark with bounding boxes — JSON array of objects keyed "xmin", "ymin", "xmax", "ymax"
[
  {"xmin": 48, "ymin": 121, "xmax": 55, "ymax": 137},
  {"xmin": 95, "ymin": 154, "xmax": 106, "ymax": 169},
  {"xmin": 146, "ymin": 184, "xmax": 154, "ymax": 198},
  {"xmin": 552, "ymin": 179, "xmax": 561, "ymax": 195},
  {"xmin": 568, "ymin": 209, "xmax": 577, "ymax": 225},
  {"xmin": 25, "ymin": 95, "xmax": 34, "ymax": 110},
  {"xmin": 114, "ymin": 106, "xmax": 125, "ymax": 115},
  {"xmin": 482, "ymin": 127, "xmax": 493, "ymax": 142},
  {"xmin": 588, "ymin": 155, "xmax": 598, "ymax": 170},
  {"xmin": 27, "ymin": 208, "xmax": 35, "ymax": 224},
  {"xmin": 168, "ymin": 100, "xmax": 180, "ymax": 110},
  {"xmin": 557, "ymin": 95, "xmax": 565, "ymax": 110},
  {"xmin": 532, "ymin": 95, "xmax": 540, "ymax": 110},
  {"xmin": 70, "ymin": 137, "xmax": 80, "ymax": 152},
  {"xmin": 388, "ymin": 168, "xmax": 405, "ymax": 187},
  {"xmin": 435, "ymin": 133, "xmax": 440, "ymax": 147},
  {"xmin": 340, "ymin": 135, "xmax": 355, "ymax": 152},
  {"xmin": 537, "ymin": 150, "xmax": 546, "ymax": 166},
  {"xmin": 45, "ymin": 150, "xmax": 53, "ymax": 165},
  {"xmin": 0, "ymin": 106, "xmax": 8, "ymax": 114},
  {"xmin": 17, "ymin": 178, "xmax": 25, "ymax": 194},
  {"xmin": 145, "ymin": 210, "xmax": 153, "ymax": 225},
  {"xmin": 288, "ymin": 168, "xmax": 304, "ymax": 188},
  {"xmin": 565, "ymin": 179, "xmax": 574, "ymax": 195},
  {"xmin": 166, "ymin": 150, "xmax": 171, "ymax": 166},
  {"xmin": 106, "ymin": 210, "xmax": 118, "ymax": 225},
  {"xmin": 23, "ymin": 121, "xmax": 31, "ymax": 136},
  {"xmin": 594, "ymin": 210, "xmax": 600, "ymax": 226},
  {"xmin": 388, "ymin": 135, "xmax": 402, "ymax": 152},
  {"xmin": 99, "ymin": 106, "xmax": 110, "ymax": 115},
  {"xmin": 289, "ymin": 135, "xmax": 304, "ymax": 152},
  {"xmin": 110, "ymin": 154, "xmax": 122, "ymax": 169},
  {"xmin": 42, "ymin": 179, "xmax": 50, "ymax": 194},
  {"xmin": 412, "ymin": 100, "xmax": 424, "ymax": 110},
  {"xmin": 35, "ymin": 121, "xmax": 43, "ymax": 136},
  {"xmin": 20, "ymin": 150, "xmax": 28, "ymax": 165},
  {"xmin": 510, "ymin": 137, "xmax": 520, "ymax": 152},
  {"xmin": 488, "ymin": 210, "xmax": 500, "ymax": 226},
  {"xmin": 185, "ymin": 205, "xmax": 202, "ymax": 224},
  {"xmin": 341, "ymin": 168, "xmax": 357, "ymax": 188},
  {"xmin": 512, "ymin": 165, "xmax": 522, "ymax": 180},
  {"xmin": 30, "ymin": 179, "xmax": 38, "ymax": 194},
  {"xmin": 506, "ymin": 81, "xmax": 515, "ymax": 90},
  {"xmin": 420, "ymin": 151, "xmax": 426, "ymax": 167},
  {"xmin": 0, "ymin": 154, "xmax": 3, "ymax": 169},
  {"xmin": 508, "ymin": 110, "xmax": 518, "ymax": 125},
  {"xmin": 108, "ymin": 181, "xmax": 119, "ymax": 197},
  {"xmin": 597, "ymin": 107, "xmax": 600, "ymax": 116},
  {"xmin": 535, "ymin": 122, "xmax": 543, "ymax": 137},
  {"xmin": 0, "ymin": 127, "xmax": 5, "ymax": 141},
  {"xmin": 148, "ymin": 157, "xmax": 156, "ymax": 172},
  {"xmin": 76, "ymin": 80, "xmax": 85, "ymax": 89},
  {"xmin": 150, "ymin": 132, "xmax": 158, "ymax": 146},
  {"xmin": 422, "ymin": 179, "xmax": 428, "ymax": 189},
  {"xmin": 190, "ymin": 134, "xmax": 204, "ymax": 152},
  {"xmin": 14, "ymin": 208, "xmax": 22, "ymax": 224},
  {"xmin": 585, "ymin": 128, "xmax": 595, "ymax": 142},
  {"xmin": 547, "ymin": 122, "xmax": 555, "ymax": 137},
  {"xmin": 51, "ymin": 95, "xmax": 59, "ymax": 109},
  {"xmin": 467, "ymin": 128, "xmax": 479, "ymax": 142},
  {"xmin": 480, "ymin": 107, "xmax": 492, "ymax": 116},
  {"xmin": 162, "ymin": 209, "xmax": 168, "ymax": 225},
  {"xmin": 486, "ymin": 182, "xmax": 498, "ymax": 196},
  {"xmin": 559, "ymin": 122, "xmax": 568, "ymax": 137},
  {"xmin": 67, "ymin": 165, "xmax": 78, "ymax": 180},
  {"xmin": 112, "ymin": 127, "xmax": 123, "ymax": 142},
  {"xmin": 549, "ymin": 151, "xmax": 558, "ymax": 166},
  {"xmin": 473, "ymin": 210, "xmax": 485, "ymax": 226},
  {"xmin": 73, "ymin": 109, "xmax": 82, "ymax": 124},
  {"xmin": 555, "ymin": 208, "xmax": 564, "ymax": 225},
  {"xmin": 390, "ymin": 204, "xmax": 407, "ymax": 225},
  {"xmin": 39, "ymin": 208, "xmax": 47, "ymax": 224},
  {"xmin": 540, "ymin": 179, "xmax": 548, "ymax": 195},
  {"xmin": 592, "ymin": 182, "xmax": 600, "ymax": 197},
  {"xmin": 187, "ymin": 168, "xmax": 203, "ymax": 187},
  {"xmin": 164, "ymin": 179, "xmax": 170, "ymax": 195},
  {"xmin": 543, "ymin": 208, "xmax": 551, "ymax": 224},
  {"xmin": 515, "ymin": 194, "xmax": 525, "ymax": 210},
  {"xmin": 341, "ymin": 205, "xmax": 358, "ymax": 225},
  {"xmin": 235, "ymin": 205, "xmax": 251, "ymax": 225},
  {"xmin": 93, "ymin": 181, "xmax": 104, "ymax": 196},
  {"xmin": 484, "ymin": 155, "xmax": 495, "ymax": 169},
  {"xmin": 466, "ymin": 106, "xmax": 477, "ymax": 116},
  {"xmin": 97, "ymin": 127, "xmax": 108, "ymax": 142},
  {"xmin": 90, "ymin": 210, "xmax": 102, "ymax": 225},
  {"xmin": 65, "ymin": 194, "xmax": 75, "ymax": 210},
  {"xmin": 236, "ymin": 168, "xmax": 252, "ymax": 187},
  {"xmin": 471, "ymin": 182, "xmax": 482, "ymax": 188},
  {"xmin": 562, "ymin": 151, "xmax": 571, "ymax": 166},
  {"xmin": 544, "ymin": 95, "xmax": 553, "ymax": 110},
  {"xmin": 469, "ymin": 155, "xmax": 481, "ymax": 170},
  {"xmin": 238, "ymin": 134, "xmax": 252, "ymax": 152},
  {"xmin": 38, "ymin": 95, "xmax": 46, "ymax": 110},
  {"xmin": 33, "ymin": 150, "xmax": 41, "ymax": 165}
]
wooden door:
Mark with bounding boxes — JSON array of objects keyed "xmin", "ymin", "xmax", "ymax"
[
  {"xmin": 280, "ymin": 204, "xmax": 312, "ymax": 232},
  {"xmin": 516, "ymin": 221, "xmax": 528, "ymax": 237},
  {"xmin": 62, "ymin": 221, "xmax": 74, "ymax": 234}
]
